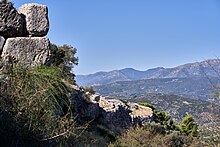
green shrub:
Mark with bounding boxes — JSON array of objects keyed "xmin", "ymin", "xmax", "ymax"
[
  {"xmin": 179, "ymin": 115, "xmax": 198, "ymax": 137},
  {"xmin": 0, "ymin": 64, "xmax": 78, "ymax": 146},
  {"xmin": 109, "ymin": 125, "xmax": 163, "ymax": 147},
  {"xmin": 162, "ymin": 131, "xmax": 194, "ymax": 147},
  {"xmin": 109, "ymin": 123, "xmax": 201, "ymax": 147},
  {"xmin": 137, "ymin": 102, "xmax": 179, "ymax": 131},
  {"xmin": 156, "ymin": 111, "xmax": 171, "ymax": 123},
  {"xmin": 48, "ymin": 44, "xmax": 78, "ymax": 83}
]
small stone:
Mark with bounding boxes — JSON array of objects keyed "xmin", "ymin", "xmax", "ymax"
[
  {"xmin": 19, "ymin": 3, "xmax": 49, "ymax": 36},
  {"xmin": 1, "ymin": 36, "xmax": 51, "ymax": 66}
]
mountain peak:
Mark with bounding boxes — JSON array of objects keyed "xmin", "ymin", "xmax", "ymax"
[{"xmin": 120, "ymin": 68, "xmax": 137, "ymax": 71}]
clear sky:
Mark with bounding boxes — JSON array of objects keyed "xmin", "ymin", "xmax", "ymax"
[{"xmin": 12, "ymin": 0, "xmax": 220, "ymax": 75}]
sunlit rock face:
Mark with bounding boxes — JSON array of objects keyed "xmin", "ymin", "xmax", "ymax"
[
  {"xmin": 1, "ymin": 36, "xmax": 51, "ymax": 66},
  {"xmin": 72, "ymin": 89, "xmax": 154, "ymax": 133},
  {"xmin": 19, "ymin": 3, "xmax": 49, "ymax": 37}
]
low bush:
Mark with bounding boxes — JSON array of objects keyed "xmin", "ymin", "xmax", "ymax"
[
  {"xmin": 109, "ymin": 123, "xmax": 202, "ymax": 147},
  {"xmin": 0, "ymin": 64, "xmax": 78, "ymax": 146}
]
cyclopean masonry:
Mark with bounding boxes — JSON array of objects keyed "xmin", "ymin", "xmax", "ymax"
[{"xmin": 0, "ymin": 0, "xmax": 51, "ymax": 67}]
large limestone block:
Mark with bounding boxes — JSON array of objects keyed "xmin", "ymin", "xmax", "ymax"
[
  {"xmin": 1, "ymin": 36, "xmax": 51, "ymax": 66},
  {"xmin": 0, "ymin": 35, "xmax": 5, "ymax": 52},
  {"xmin": 0, "ymin": 1, "xmax": 24, "ymax": 37},
  {"xmin": 19, "ymin": 3, "xmax": 49, "ymax": 36}
]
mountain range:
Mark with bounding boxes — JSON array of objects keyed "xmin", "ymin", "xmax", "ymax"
[
  {"xmin": 76, "ymin": 59, "xmax": 220, "ymax": 100},
  {"xmin": 76, "ymin": 59, "xmax": 220, "ymax": 86}
]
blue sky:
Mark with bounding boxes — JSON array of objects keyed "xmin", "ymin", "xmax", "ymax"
[{"xmin": 12, "ymin": 0, "xmax": 220, "ymax": 75}]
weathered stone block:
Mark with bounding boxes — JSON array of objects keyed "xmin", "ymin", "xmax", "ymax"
[
  {"xmin": 0, "ymin": 1, "xmax": 24, "ymax": 37},
  {"xmin": 0, "ymin": 35, "xmax": 5, "ymax": 52},
  {"xmin": 19, "ymin": 3, "xmax": 49, "ymax": 36},
  {"xmin": 1, "ymin": 36, "xmax": 51, "ymax": 66}
]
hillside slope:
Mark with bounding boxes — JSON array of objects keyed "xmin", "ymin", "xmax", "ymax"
[
  {"xmin": 127, "ymin": 93, "xmax": 220, "ymax": 124},
  {"xmin": 93, "ymin": 77, "xmax": 219, "ymax": 100}
]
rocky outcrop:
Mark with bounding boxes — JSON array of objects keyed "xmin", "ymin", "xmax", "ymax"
[
  {"xmin": 0, "ymin": 35, "xmax": 5, "ymax": 52},
  {"xmin": 0, "ymin": 1, "xmax": 50, "ymax": 67},
  {"xmin": 19, "ymin": 3, "xmax": 49, "ymax": 36},
  {"xmin": 0, "ymin": 1, "xmax": 24, "ymax": 38},
  {"xmin": 72, "ymin": 88, "xmax": 154, "ymax": 133},
  {"xmin": 1, "ymin": 37, "xmax": 50, "ymax": 66}
]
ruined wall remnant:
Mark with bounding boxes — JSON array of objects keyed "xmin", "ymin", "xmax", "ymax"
[{"xmin": 0, "ymin": 1, "xmax": 51, "ymax": 67}]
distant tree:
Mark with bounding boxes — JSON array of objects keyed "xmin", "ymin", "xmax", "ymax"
[
  {"xmin": 157, "ymin": 111, "xmax": 171, "ymax": 123},
  {"xmin": 49, "ymin": 44, "xmax": 78, "ymax": 83},
  {"xmin": 179, "ymin": 114, "xmax": 198, "ymax": 137}
]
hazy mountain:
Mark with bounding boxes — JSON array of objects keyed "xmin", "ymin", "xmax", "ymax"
[{"xmin": 76, "ymin": 59, "xmax": 220, "ymax": 86}]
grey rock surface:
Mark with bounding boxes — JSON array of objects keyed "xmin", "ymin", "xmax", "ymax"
[
  {"xmin": 1, "ymin": 36, "xmax": 51, "ymax": 66},
  {"xmin": 0, "ymin": 35, "xmax": 5, "ymax": 52},
  {"xmin": 0, "ymin": 1, "xmax": 24, "ymax": 37},
  {"xmin": 19, "ymin": 3, "xmax": 49, "ymax": 36},
  {"xmin": 72, "ymin": 88, "xmax": 154, "ymax": 133}
]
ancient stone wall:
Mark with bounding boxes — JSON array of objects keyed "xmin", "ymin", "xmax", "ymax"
[{"xmin": 0, "ymin": 1, "xmax": 50, "ymax": 67}]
